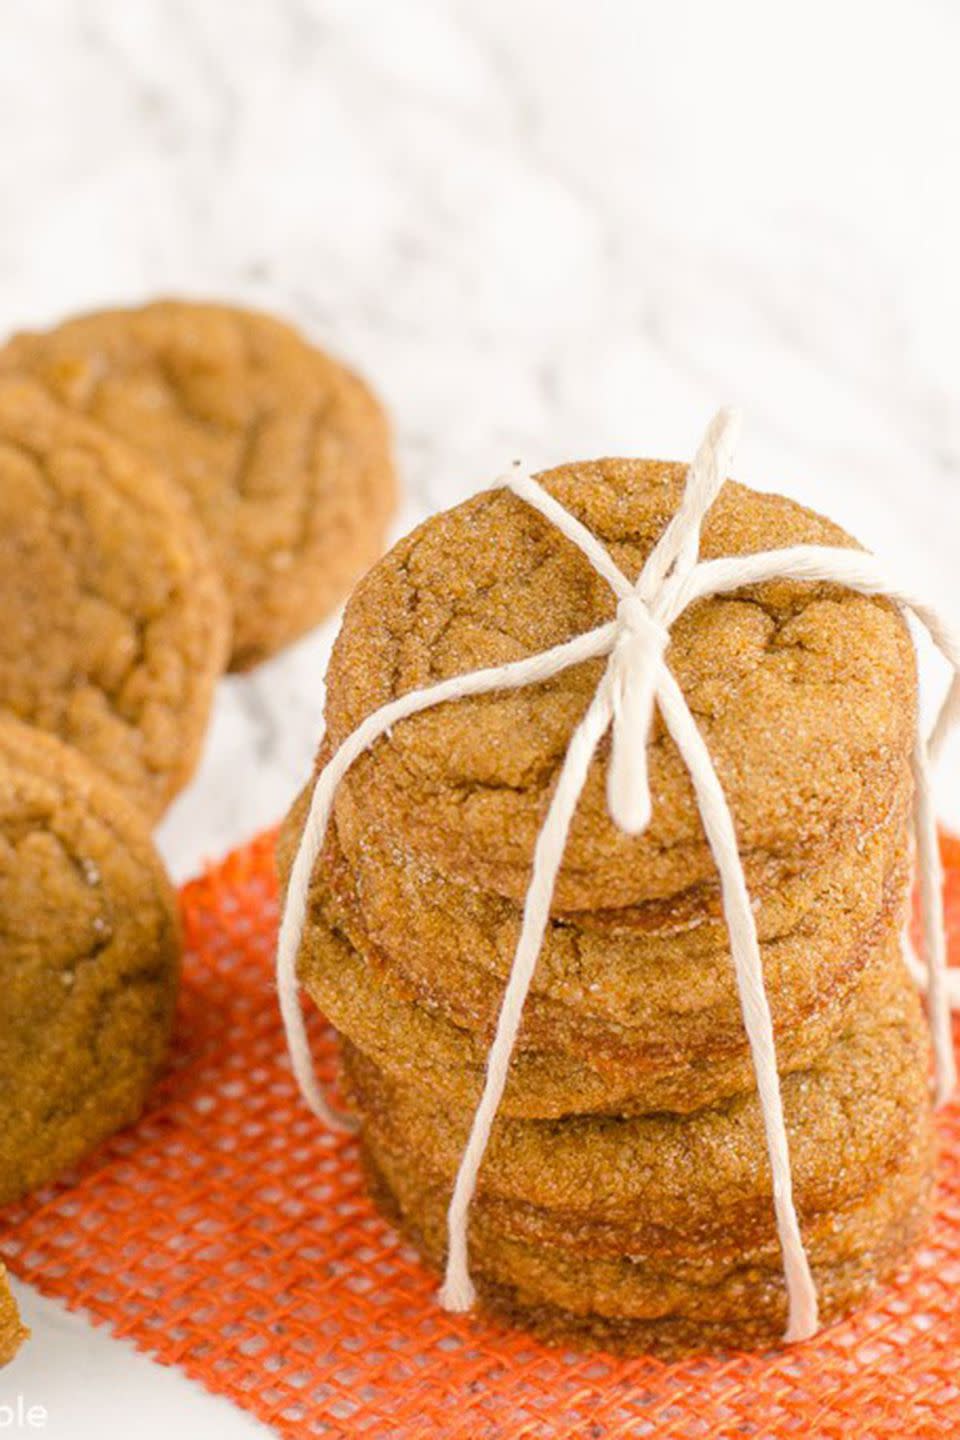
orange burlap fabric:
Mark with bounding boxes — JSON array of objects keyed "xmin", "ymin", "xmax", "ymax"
[{"xmin": 2, "ymin": 830, "xmax": 959, "ymax": 1438}]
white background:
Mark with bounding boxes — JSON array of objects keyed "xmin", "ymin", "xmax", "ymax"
[{"xmin": 2, "ymin": 1, "xmax": 959, "ymax": 1435}]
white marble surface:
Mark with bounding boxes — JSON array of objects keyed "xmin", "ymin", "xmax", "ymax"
[{"xmin": 1, "ymin": 1, "xmax": 959, "ymax": 1435}]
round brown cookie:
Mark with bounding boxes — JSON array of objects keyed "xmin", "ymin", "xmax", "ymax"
[
  {"xmin": 362, "ymin": 1089, "xmax": 931, "ymax": 1265},
  {"xmin": 326, "ymin": 747, "xmax": 910, "ymax": 938},
  {"xmin": 369, "ymin": 1152, "xmax": 931, "ymax": 1357},
  {"xmin": 281, "ymin": 770, "xmax": 911, "ymax": 1073},
  {"xmin": 339, "ymin": 956, "xmax": 932, "ymax": 1248},
  {"xmin": 363, "ymin": 1134, "xmax": 932, "ymax": 1337},
  {"xmin": 0, "ymin": 718, "xmax": 181, "ymax": 1206},
  {"xmin": 295, "ymin": 840, "xmax": 912, "ymax": 1117},
  {"xmin": 322, "ymin": 462, "xmax": 916, "ymax": 910},
  {"xmin": 327, "ymin": 830, "xmax": 908, "ymax": 1074},
  {"xmin": 466, "ymin": 1231, "xmax": 929, "ymax": 1357},
  {"xmin": 0, "ymin": 1264, "xmax": 27, "ymax": 1367},
  {"xmin": 0, "ymin": 378, "xmax": 229, "ymax": 820},
  {"xmin": 0, "ymin": 300, "xmax": 396, "ymax": 670},
  {"xmin": 368, "ymin": 1147, "xmax": 931, "ymax": 1357}
]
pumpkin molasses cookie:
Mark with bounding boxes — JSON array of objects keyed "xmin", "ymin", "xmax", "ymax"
[
  {"xmin": 323, "ymin": 461, "xmax": 915, "ymax": 911},
  {"xmin": 364, "ymin": 1144, "xmax": 932, "ymax": 1358},
  {"xmin": 0, "ymin": 1265, "xmax": 27, "ymax": 1366},
  {"xmin": 0, "ymin": 718, "xmax": 180, "ymax": 1207},
  {"xmin": 342, "ymin": 955, "xmax": 932, "ymax": 1257},
  {"xmin": 296, "ymin": 846, "xmax": 911, "ymax": 1118},
  {"xmin": 351, "ymin": 957, "xmax": 934, "ymax": 1357},
  {"xmin": 0, "ymin": 300, "xmax": 396, "ymax": 670},
  {"xmin": 0, "ymin": 377, "xmax": 229, "ymax": 819},
  {"xmin": 281, "ymin": 772, "xmax": 910, "ymax": 1082}
]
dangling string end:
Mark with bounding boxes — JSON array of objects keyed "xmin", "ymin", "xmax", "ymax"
[
  {"xmin": 711, "ymin": 404, "xmax": 742, "ymax": 461},
  {"xmin": 911, "ymin": 734, "xmax": 958, "ymax": 1109},
  {"xmin": 438, "ymin": 1268, "xmax": 476, "ymax": 1314},
  {"xmin": 784, "ymin": 1294, "xmax": 820, "ymax": 1346}
]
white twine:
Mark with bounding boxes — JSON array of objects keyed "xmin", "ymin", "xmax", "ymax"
[{"xmin": 276, "ymin": 409, "xmax": 960, "ymax": 1343}]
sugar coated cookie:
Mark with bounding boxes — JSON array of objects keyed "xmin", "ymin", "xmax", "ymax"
[
  {"xmin": 0, "ymin": 718, "xmax": 180, "ymax": 1205},
  {"xmin": 1, "ymin": 301, "xmax": 396, "ymax": 669}
]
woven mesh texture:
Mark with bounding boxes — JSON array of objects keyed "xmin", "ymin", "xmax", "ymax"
[{"xmin": 1, "ymin": 829, "xmax": 959, "ymax": 1438}]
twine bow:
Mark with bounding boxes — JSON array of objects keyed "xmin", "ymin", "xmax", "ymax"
[{"xmin": 277, "ymin": 409, "xmax": 960, "ymax": 1345}]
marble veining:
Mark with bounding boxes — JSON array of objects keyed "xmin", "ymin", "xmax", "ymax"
[{"xmin": 1, "ymin": 0, "xmax": 957, "ymax": 875}]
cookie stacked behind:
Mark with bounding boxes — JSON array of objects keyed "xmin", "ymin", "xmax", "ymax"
[
  {"xmin": 0, "ymin": 299, "xmax": 397, "ymax": 814},
  {"xmin": 0, "ymin": 299, "xmax": 397, "ymax": 672},
  {"xmin": 280, "ymin": 458, "xmax": 933, "ymax": 1355},
  {"xmin": 0, "ymin": 377, "xmax": 230, "ymax": 821}
]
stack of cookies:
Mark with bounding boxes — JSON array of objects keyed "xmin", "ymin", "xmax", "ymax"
[
  {"xmin": 281, "ymin": 458, "xmax": 934, "ymax": 1355},
  {"xmin": 0, "ymin": 299, "xmax": 396, "ymax": 1363}
]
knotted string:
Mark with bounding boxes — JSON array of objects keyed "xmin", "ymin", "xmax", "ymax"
[{"xmin": 276, "ymin": 409, "xmax": 959, "ymax": 1344}]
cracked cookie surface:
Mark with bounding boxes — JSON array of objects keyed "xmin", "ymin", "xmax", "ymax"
[
  {"xmin": 0, "ymin": 378, "xmax": 229, "ymax": 819},
  {"xmin": 324, "ymin": 460, "xmax": 915, "ymax": 910},
  {"xmin": 0, "ymin": 718, "xmax": 181, "ymax": 1206},
  {"xmin": 0, "ymin": 300, "xmax": 396, "ymax": 669}
]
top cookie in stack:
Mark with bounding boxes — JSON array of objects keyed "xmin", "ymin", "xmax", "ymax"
[
  {"xmin": 324, "ymin": 461, "xmax": 913, "ymax": 912},
  {"xmin": 280, "ymin": 457, "xmax": 931, "ymax": 1354}
]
